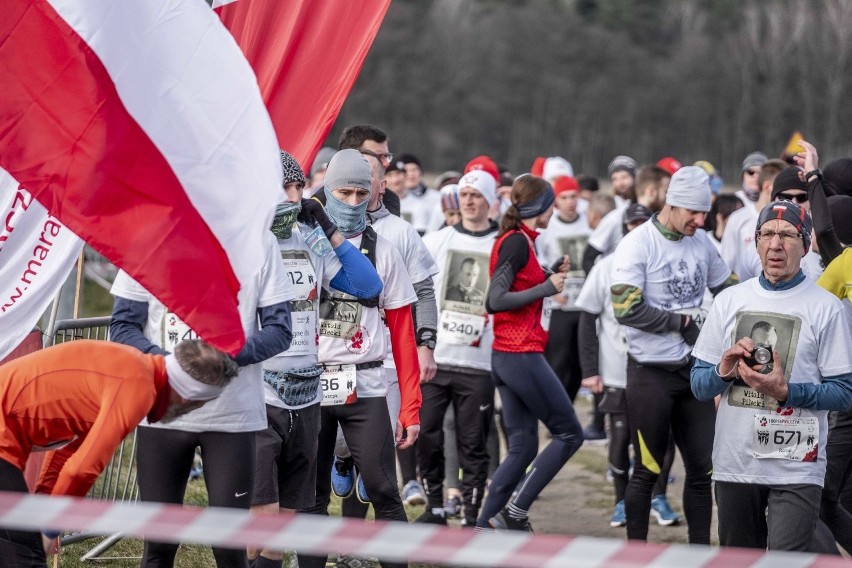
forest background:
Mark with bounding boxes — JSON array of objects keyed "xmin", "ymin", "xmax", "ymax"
[{"xmin": 328, "ymin": 0, "xmax": 852, "ymax": 181}]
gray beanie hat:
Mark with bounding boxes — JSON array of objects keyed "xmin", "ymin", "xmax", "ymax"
[
  {"xmin": 608, "ymin": 155, "xmax": 637, "ymax": 177},
  {"xmin": 324, "ymin": 149, "xmax": 372, "ymax": 193},
  {"xmin": 310, "ymin": 146, "xmax": 337, "ymax": 177},
  {"xmin": 665, "ymin": 166, "xmax": 712, "ymax": 212},
  {"xmin": 741, "ymin": 151, "xmax": 768, "ymax": 172}
]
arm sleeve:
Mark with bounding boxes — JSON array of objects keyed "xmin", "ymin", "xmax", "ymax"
[
  {"xmin": 328, "ymin": 240, "xmax": 384, "ymax": 298},
  {"xmin": 385, "ymin": 305, "xmax": 421, "ymax": 428},
  {"xmin": 412, "ymin": 277, "xmax": 438, "ymax": 340},
  {"xmin": 582, "ymin": 244, "xmax": 603, "ymax": 274},
  {"xmin": 611, "ymin": 284, "xmax": 682, "ymax": 333},
  {"xmin": 109, "ymin": 297, "xmax": 168, "ymax": 355},
  {"xmin": 486, "ymin": 233, "xmax": 557, "ymax": 313},
  {"xmin": 808, "ymin": 178, "xmax": 844, "ymax": 265},
  {"xmin": 690, "ymin": 358, "xmax": 731, "ymax": 401},
  {"xmin": 233, "ymin": 301, "xmax": 292, "ymax": 366},
  {"xmin": 578, "ymin": 310, "xmax": 600, "ymax": 379},
  {"xmin": 785, "ymin": 373, "xmax": 852, "ymax": 411}
]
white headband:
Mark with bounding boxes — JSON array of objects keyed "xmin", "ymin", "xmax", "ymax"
[{"xmin": 165, "ymin": 354, "xmax": 225, "ymax": 401}]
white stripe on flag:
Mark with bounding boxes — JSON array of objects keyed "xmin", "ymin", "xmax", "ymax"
[{"xmin": 47, "ymin": 0, "xmax": 282, "ymax": 287}]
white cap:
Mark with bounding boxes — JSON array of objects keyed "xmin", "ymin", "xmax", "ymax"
[
  {"xmin": 543, "ymin": 157, "xmax": 574, "ymax": 182},
  {"xmin": 457, "ymin": 170, "xmax": 497, "ymax": 206},
  {"xmin": 665, "ymin": 166, "xmax": 712, "ymax": 212}
]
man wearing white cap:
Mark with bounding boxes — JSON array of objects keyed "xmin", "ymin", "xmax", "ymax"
[
  {"xmin": 610, "ymin": 166, "xmax": 737, "ymax": 544},
  {"xmin": 414, "ymin": 170, "xmax": 500, "ymax": 527},
  {"xmin": 0, "ymin": 339, "xmax": 237, "ymax": 565}
]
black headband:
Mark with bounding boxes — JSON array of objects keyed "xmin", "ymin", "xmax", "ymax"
[{"xmin": 517, "ymin": 183, "xmax": 555, "ymax": 219}]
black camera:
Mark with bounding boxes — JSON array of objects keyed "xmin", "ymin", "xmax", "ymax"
[{"xmin": 744, "ymin": 345, "xmax": 772, "ymax": 367}]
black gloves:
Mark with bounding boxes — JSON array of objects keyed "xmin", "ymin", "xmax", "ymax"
[
  {"xmin": 680, "ymin": 315, "xmax": 701, "ymax": 346},
  {"xmin": 297, "ymin": 198, "xmax": 337, "ymax": 239}
]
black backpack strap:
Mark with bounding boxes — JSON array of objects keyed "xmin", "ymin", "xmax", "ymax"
[
  {"xmin": 355, "ymin": 226, "xmax": 380, "ymax": 308},
  {"xmin": 320, "ymin": 227, "xmax": 381, "ymax": 308}
]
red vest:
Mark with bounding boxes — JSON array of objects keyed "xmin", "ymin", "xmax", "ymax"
[{"xmin": 489, "ymin": 225, "xmax": 549, "ymax": 353}]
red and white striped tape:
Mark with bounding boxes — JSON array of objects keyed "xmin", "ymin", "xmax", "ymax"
[{"xmin": 0, "ymin": 492, "xmax": 843, "ymax": 567}]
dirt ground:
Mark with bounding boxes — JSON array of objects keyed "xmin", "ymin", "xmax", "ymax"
[{"xmin": 450, "ymin": 395, "xmax": 718, "ymax": 545}]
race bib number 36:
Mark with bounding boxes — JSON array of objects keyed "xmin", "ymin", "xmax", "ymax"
[
  {"xmin": 320, "ymin": 365, "xmax": 357, "ymax": 406},
  {"xmin": 439, "ymin": 310, "xmax": 485, "ymax": 346},
  {"xmin": 753, "ymin": 414, "xmax": 819, "ymax": 462}
]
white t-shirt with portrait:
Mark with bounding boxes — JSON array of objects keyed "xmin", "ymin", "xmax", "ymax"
[
  {"xmin": 399, "ymin": 188, "xmax": 443, "ymax": 235},
  {"xmin": 692, "ymin": 278, "xmax": 852, "ymax": 486},
  {"xmin": 537, "ymin": 212, "xmax": 592, "ymax": 315},
  {"xmin": 574, "ymin": 254, "xmax": 628, "ymax": 388},
  {"xmin": 110, "ymin": 232, "xmax": 295, "ymax": 432},
  {"xmin": 263, "ymin": 226, "xmax": 342, "ymax": 410},
  {"xmin": 423, "ymin": 225, "xmax": 496, "ymax": 372},
  {"xmin": 610, "ymin": 218, "xmax": 732, "ymax": 363},
  {"xmin": 317, "ymin": 232, "xmax": 416, "ymax": 398}
]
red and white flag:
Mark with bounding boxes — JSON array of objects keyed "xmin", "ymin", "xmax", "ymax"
[
  {"xmin": 214, "ymin": 0, "xmax": 392, "ymax": 168},
  {"xmin": 0, "ymin": 0, "xmax": 283, "ymax": 355}
]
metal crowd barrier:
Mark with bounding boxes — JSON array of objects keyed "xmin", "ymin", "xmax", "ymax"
[{"xmin": 44, "ymin": 317, "xmax": 141, "ymax": 562}]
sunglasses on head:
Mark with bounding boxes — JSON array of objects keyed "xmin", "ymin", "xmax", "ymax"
[{"xmin": 777, "ymin": 192, "xmax": 809, "ymax": 204}]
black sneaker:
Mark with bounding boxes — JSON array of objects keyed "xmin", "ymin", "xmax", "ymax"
[
  {"xmin": 488, "ymin": 509, "xmax": 533, "ymax": 532},
  {"xmin": 415, "ymin": 508, "xmax": 448, "ymax": 525}
]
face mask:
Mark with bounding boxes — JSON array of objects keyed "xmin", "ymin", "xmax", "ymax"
[
  {"xmin": 325, "ymin": 191, "xmax": 369, "ymax": 238},
  {"xmin": 270, "ymin": 201, "xmax": 302, "ymax": 240}
]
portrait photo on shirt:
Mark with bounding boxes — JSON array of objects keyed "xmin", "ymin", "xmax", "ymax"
[
  {"xmin": 319, "ymin": 293, "xmax": 363, "ymax": 340},
  {"xmin": 727, "ymin": 310, "xmax": 802, "ymax": 411},
  {"xmin": 442, "ymin": 251, "xmax": 490, "ymax": 315},
  {"xmin": 557, "ymin": 235, "xmax": 589, "ymax": 275}
]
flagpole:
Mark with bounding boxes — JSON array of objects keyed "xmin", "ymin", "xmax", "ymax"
[{"xmin": 73, "ymin": 250, "xmax": 84, "ymax": 319}]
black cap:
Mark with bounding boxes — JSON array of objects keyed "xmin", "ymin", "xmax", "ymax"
[{"xmin": 771, "ymin": 166, "xmax": 808, "ymax": 200}]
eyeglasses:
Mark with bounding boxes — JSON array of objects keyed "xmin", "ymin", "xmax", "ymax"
[
  {"xmin": 756, "ymin": 229, "xmax": 802, "ymax": 244},
  {"xmin": 776, "ymin": 192, "xmax": 809, "ymax": 204},
  {"xmin": 745, "ymin": 169, "xmax": 760, "ymax": 176},
  {"xmin": 359, "ymin": 149, "xmax": 393, "ymax": 165}
]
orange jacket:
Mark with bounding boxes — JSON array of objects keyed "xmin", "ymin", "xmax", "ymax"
[{"xmin": 0, "ymin": 340, "xmax": 170, "ymax": 497}]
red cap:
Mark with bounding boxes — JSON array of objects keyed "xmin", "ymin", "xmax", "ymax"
[
  {"xmin": 656, "ymin": 156, "xmax": 683, "ymax": 175},
  {"xmin": 553, "ymin": 175, "xmax": 580, "ymax": 195},
  {"xmin": 464, "ymin": 155, "xmax": 499, "ymax": 183},
  {"xmin": 531, "ymin": 156, "xmax": 546, "ymax": 177}
]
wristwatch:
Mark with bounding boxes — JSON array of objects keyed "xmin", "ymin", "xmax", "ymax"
[
  {"xmin": 805, "ymin": 168, "xmax": 823, "ymax": 182},
  {"xmin": 417, "ymin": 329, "xmax": 437, "ymax": 350}
]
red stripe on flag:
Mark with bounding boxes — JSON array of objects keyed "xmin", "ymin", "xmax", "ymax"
[
  {"xmin": 603, "ymin": 541, "xmax": 669, "ymax": 566},
  {"xmin": 217, "ymin": 0, "xmax": 391, "ymax": 168},
  {"xmin": 0, "ymin": 1, "xmax": 245, "ymax": 353}
]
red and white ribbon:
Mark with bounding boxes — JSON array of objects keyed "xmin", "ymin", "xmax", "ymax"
[{"xmin": 0, "ymin": 492, "xmax": 842, "ymax": 567}]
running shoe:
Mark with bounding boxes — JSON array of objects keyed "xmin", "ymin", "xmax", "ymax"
[
  {"xmin": 331, "ymin": 456, "xmax": 355, "ymax": 498},
  {"xmin": 415, "ymin": 508, "xmax": 448, "ymax": 525},
  {"xmin": 609, "ymin": 500, "xmax": 626, "ymax": 527},
  {"xmin": 488, "ymin": 508, "xmax": 533, "ymax": 532},
  {"xmin": 443, "ymin": 494, "xmax": 463, "ymax": 518},
  {"xmin": 650, "ymin": 494, "xmax": 681, "ymax": 526},
  {"xmin": 355, "ymin": 471, "xmax": 370, "ymax": 504},
  {"xmin": 401, "ymin": 479, "xmax": 426, "ymax": 506}
]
